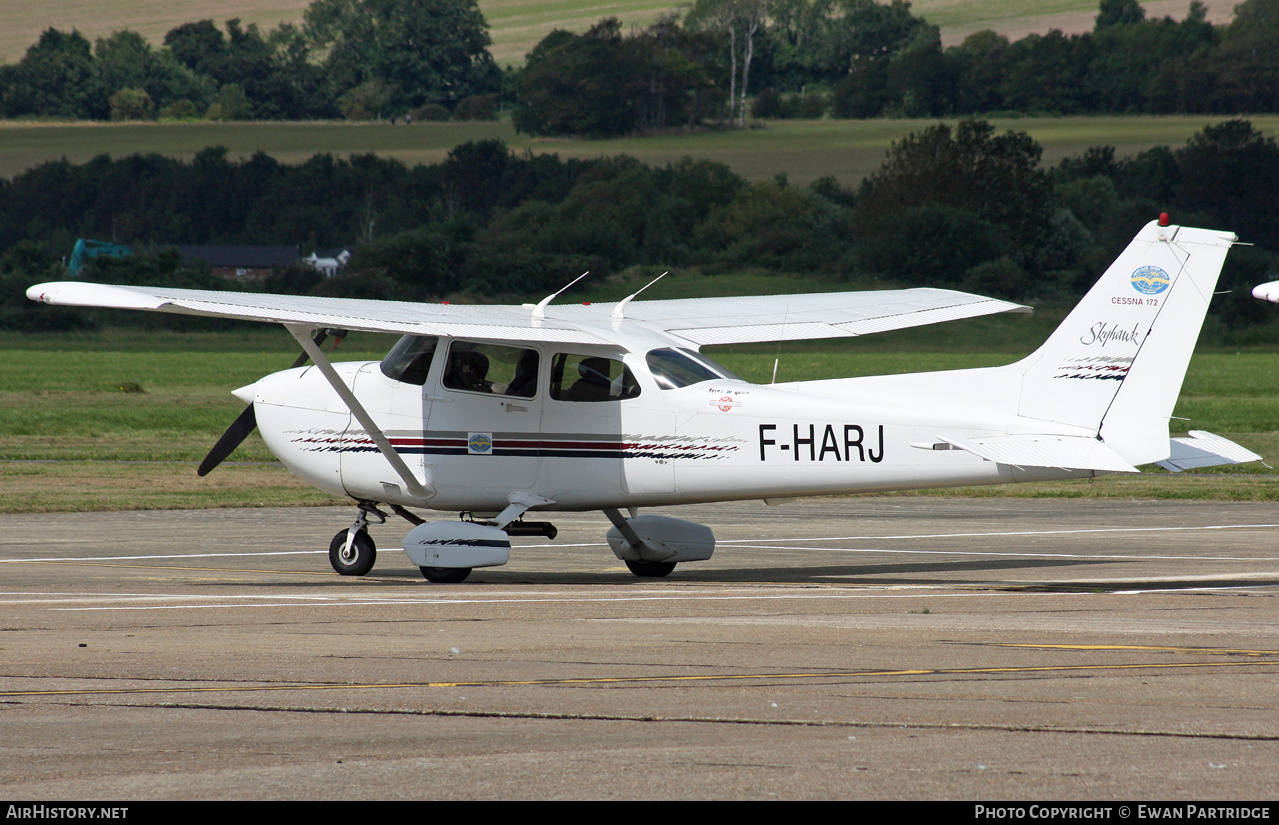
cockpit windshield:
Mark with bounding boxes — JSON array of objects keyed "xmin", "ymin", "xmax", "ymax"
[
  {"xmin": 645, "ymin": 348, "xmax": 741, "ymax": 390},
  {"xmin": 380, "ymin": 335, "xmax": 438, "ymax": 386}
]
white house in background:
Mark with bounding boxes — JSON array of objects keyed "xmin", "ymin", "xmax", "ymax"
[{"xmin": 305, "ymin": 249, "xmax": 352, "ymax": 278}]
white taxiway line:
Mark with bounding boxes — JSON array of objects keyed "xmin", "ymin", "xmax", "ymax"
[
  {"xmin": 0, "ymin": 550, "xmax": 324, "ymax": 563},
  {"xmin": 43, "ymin": 590, "xmax": 1033, "ymax": 611},
  {"xmin": 735, "ymin": 544, "xmax": 1279, "ymax": 562},
  {"xmin": 717, "ymin": 523, "xmax": 1279, "ymax": 544}
]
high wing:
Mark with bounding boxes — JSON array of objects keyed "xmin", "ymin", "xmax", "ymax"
[
  {"xmin": 550, "ymin": 289, "xmax": 1029, "ymax": 346},
  {"xmin": 26, "ymin": 282, "xmax": 604, "ymax": 344},
  {"xmin": 27, "ymin": 282, "xmax": 1027, "ymax": 346}
]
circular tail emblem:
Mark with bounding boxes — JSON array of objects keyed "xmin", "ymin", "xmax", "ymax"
[{"xmin": 1131, "ymin": 265, "xmax": 1170, "ymax": 295}]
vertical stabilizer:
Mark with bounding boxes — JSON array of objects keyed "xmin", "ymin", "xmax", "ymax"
[{"xmin": 1013, "ymin": 220, "xmax": 1235, "ymax": 466}]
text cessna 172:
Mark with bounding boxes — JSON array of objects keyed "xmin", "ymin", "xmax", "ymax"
[{"xmin": 28, "ymin": 218, "xmax": 1259, "ymax": 582}]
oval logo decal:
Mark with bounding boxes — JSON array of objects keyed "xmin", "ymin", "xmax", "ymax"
[{"xmin": 1131, "ymin": 265, "xmax": 1170, "ymax": 295}]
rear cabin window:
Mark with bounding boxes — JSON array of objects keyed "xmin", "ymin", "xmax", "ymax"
[
  {"xmin": 645, "ymin": 348, "xmax": 740, "ymax": 389},
  {"xmin": 380, "ymin": 335, "xmax": 438, "ymax": 386},
  {"xmin": 442, "ymin": 341, "xmax": 539, "ymax": 398},
  {"xmin": 550, "ymin": 354, "xmax": 641, "ymax": 402}
]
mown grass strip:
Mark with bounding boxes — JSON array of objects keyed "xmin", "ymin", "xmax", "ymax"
[
  {"xmin": 4, "ymin": 116, "xmax": 1277, "ymax": 185},
  {"xmin": 0, "ymin": 460, "xmax": 340, "ymax": 513}
]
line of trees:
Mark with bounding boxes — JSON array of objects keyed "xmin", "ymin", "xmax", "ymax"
[
  {"xmin": 4, "ymin": 120, "xmax": 1279, "ymax": 342},
  {"xmin": 0, "ymin": 0, "xmax": 500, "ymax": 121},
  {"xmin": 3, "ymin": 0, "xmax": 1279, "ymax": 128},
  {"xmin": 517, "ymin": 0, "xmax": 1279, "ymax": 130}
]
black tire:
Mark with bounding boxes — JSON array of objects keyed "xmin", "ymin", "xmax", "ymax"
[
  {"xmin": 420, "ymin": 566, "xmax": 471, "ymax": 583},
  {"xmin": 625, "ymin": 560, "xmax": 676, "ymax": 578},
  {"xmin": 329, "ymin": 529, "xmax": 376, "ymax": 576}
]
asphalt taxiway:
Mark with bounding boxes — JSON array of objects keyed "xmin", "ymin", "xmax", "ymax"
[{"xmin": 2, "ymin": 496, "xmax": 1279, "ymax": 800}]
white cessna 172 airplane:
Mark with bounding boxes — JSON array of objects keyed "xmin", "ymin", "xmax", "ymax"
[{"xmin": 27, "ymin": 218, "xmax": 1259, "ymax": 582}]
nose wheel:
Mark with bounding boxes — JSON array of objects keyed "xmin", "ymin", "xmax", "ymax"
[
  {"xmin": 329, "ymin": 502, "xmax": 384, "ymax": 576},
  {"xmin": 329, "ymin": 529, "xmax": 376, "ymax": 576}
]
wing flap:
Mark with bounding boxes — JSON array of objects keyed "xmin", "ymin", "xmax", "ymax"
[
  {"xmin": 629, "ymin": 289, "xmax": 1028, "ymax": 346},
  {"xmin": 1155, "ymin": 430, "xmax": 1263, "ymax": 472},
  {"xmin": 938, "ymin": 433, "xmax": 1140, "ymax": 473}
]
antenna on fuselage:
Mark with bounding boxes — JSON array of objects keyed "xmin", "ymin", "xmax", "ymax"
[
  {"xmin": 531, "ymin": 271, "xmax": 589, "ymax": 320},
  {"xmin": 611, "ymin": 271, "xmax": 669, "ymax": 319}
]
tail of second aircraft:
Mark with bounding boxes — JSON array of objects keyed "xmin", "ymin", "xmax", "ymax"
[{"xmin": 1004, "ymin": 219, "xmax": 1236, "ymax": 466}]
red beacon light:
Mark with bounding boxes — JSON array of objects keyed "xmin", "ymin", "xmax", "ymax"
[{"xmin": 1158, "ymin": 212, "xmax": 1170, "ymax": 227}]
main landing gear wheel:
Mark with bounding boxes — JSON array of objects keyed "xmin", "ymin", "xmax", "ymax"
[
  {"xmin": 625, "ymin": 560, "xmax": 676, "ymax": 578},
  {"xmin": 419, "ymin": 566, "xmax": 472, "ymax": 583},
  {"xmin": 329, "ymin": 529, "xmax": 376, "ymax": 576}
]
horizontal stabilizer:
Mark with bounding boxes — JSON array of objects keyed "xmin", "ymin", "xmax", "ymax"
[
  {"xmin": 1155, "ymin": 431, "xmax": 1263, "ymax": 473},
  {"xmin": 938, "ymin": 434, "xmax": 1139, "ymax": 473}
]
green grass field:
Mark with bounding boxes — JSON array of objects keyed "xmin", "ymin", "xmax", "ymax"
[
  {"xmin": 5, "ymin": 115, "xmax": 1278, "ymax": 185},
  {"xmin": 1, "ymin": 325, "xmax": 1276, "ymax": 512}
]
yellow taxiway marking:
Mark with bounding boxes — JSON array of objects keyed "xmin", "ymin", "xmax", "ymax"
[{"xmin": 6, "ymin": 655, "xmax": 1278, "ymax": 698}]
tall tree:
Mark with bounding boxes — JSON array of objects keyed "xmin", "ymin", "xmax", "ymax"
[
  {"xmin": 770, "ymin": 0, "xmax": 935, "ymax": 88},
  {"xmin": 0, "ymin": 29, "xmax": 105, "ymax": 119},
  {"xmin": 163, "ymin": 20, "xmax": 227, "ymax": 74},
  {"xmin": 1095, "ymin": 0, "xmax": 1146, "ymax": 30},
  {"xmin": 687, "ymin": 0, "xmax": 771, "ymax": 126},
  {"xmin": 514, "ymin": 19, "xmax": 720, "ymax": 137},
  {"xmin": 512, "ymin": 21, "xmax": 641, "ymax": 137},
  {"xmin": 304, "ymin": 0, "xmax": 500, "ymax": 112},
  {"xmin": 946, "ymin": 30, "xmax": 1009, "ymax": 113},
  {"xmin": 97, "ymin": 30, "xmax": 213, "ymax": 114},
  {"xmin": 1175, "ymin": 119, "xmax": 1279, "ymax": 248},
  {"xmin": 1213, "ymin": 0, "xmax": 1279, "ymax": 111},
  {"xmin": 855, "ymin": 119, "xmax": 1053, "ymax": 269}
]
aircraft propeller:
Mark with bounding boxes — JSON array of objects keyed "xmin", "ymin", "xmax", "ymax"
[{"xmin": 197, "ymin": 329, "xmax": 340, "ymax": 476}]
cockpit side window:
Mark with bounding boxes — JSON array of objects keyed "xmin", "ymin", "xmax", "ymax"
[
  {"xmin": 550, "ymin": 354, "xmax": 640, "ymax": 402},
  {"xmin": 443, "ymin": 341, "xmax": 539, "ymax": 398},
  {"xmin": 645, "ymin": 347, "xmax": 740, "ymax": 389},
  {"xmin": 380, "ymin": 335, "xmax": 438, "ymax": 386}
]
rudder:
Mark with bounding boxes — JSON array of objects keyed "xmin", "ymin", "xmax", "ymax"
[{"xmin": 1012, "ymin": 220, "xmax": 1235, "ymax": 466}]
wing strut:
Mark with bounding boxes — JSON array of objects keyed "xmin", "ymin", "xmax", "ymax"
[{"xmin": 285, "ymin": 323, "xmax": 434, "ymax": 501}]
